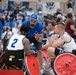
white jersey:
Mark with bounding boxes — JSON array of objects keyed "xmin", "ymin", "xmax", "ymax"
[
  {"xmin": 7, "ymin": 34, "xmax": 25, "ymax": 51},
  {"xmin": 61, "ymin": 32, "xmax": 76, "ymax": 52}
]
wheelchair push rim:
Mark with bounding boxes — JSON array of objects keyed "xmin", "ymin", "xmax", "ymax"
[{"xmin": 53, "ymin": 53, "xmax": 76, "ymax": 75}]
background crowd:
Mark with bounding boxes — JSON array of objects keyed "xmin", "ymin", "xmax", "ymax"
[{"xmin": 0, "ymin": 0, "xmax": 76, "ymax": 52}]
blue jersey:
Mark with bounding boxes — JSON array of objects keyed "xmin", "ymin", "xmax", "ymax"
[
  {"xmin": 0, "ymin": 19, "xmax": 2, "ymax": 40},
  {"xmin": 22, "ymin": 20, "xmax": 44, "ymax": 38}
]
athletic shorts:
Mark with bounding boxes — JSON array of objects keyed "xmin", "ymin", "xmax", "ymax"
[
  {"xmin": 54, "ymin": 48, "xmax": 65, "ymax": 56},
  {"xmin": 55, "ymin": 48, "xmax": 76, "ymax": 56},
  {"xmin": 28, "ymin": 38, "xmax": 42, "ymax": 50}
]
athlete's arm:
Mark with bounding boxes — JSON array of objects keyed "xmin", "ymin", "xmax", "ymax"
[
  {"xmin": 42, "ymin": 34, "xmax": 58, "ymax": 49},
  {"xmin": 42, "ymin": 43, "xmax": 51, "ymax": 50},
  {"xmin": 35, "ymin": 24, "xmax": 44, "ymax": 42},
  {"xmin": 70, "ymin": 25, "xmax": 76, "ymax": 31},
  {"xmin": 35, "ymin": 33, "xmax": 43, "ymax": 42},
  {"xmin": 52, "ymin": 36, "xmax": 65, "ymax": 48},
  {"xmin": 23, "ymin": 38, "xmax": 35, "ymax": 55}
]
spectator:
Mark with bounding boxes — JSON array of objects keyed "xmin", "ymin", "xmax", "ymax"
[
  {"xmin": 45, "ymin": 14, "xmax": 52, "ymax": 26},
  {"xmin": 67, "ymin": 0, "xmax": 73, "ymax": 13},
  {"xmin": 3, "ymin": 6, "xmax": 7, "ymax": 11},
  {"xmin": 38, "ymin": 11, "xmax": 44, "ymax": 24},
  {"xmin": 65, "ymin": 13, "xmax": 76, "ymax": 38},
  {"xmin": 3, "ymin": 6, "xmax": 8, "ymax": 15},
  {"xmin": 2, "ymin": 26, "xmax": 7, "ymax": 39},
  {"xmin": 36, "ymin": 0, "xmax": 43, "ymax": 12},
  {"xmin": 12, "ymin": 24, "xmax": 19, "ymax": 35},
  {"xmin": 4, "ymin": 15, "xmax": 11, "ymax": 28},
  {"xmin": 17, "ymin": 12, "xmax": 23, "ymax": 25},
  {"xmin": 6, "ymin": 27, "xmax": 12, "ymax": 39},
  {"xmin": 56, "ymin": 14, "xmax": 65, "ymax": 24},
  {"xmin": 57, "ymin": 14, "xmax": 66, "ymax": 22},
  {"xmin": 13, "ymin": 7, "xmax": 20, "ymax": 17},
  {"xmin": 11, "ymin": 17, "xmax": 18, "ymax": 28},
  {"xmin": 54, "ymin": 8, "xmax": 62, "ymax": 16},
  {"xmin": 3, "ymin": 27, "xmax": 12, "ymax": 52},
  {"xmin": 23, "ymin": 7, "xmax": 29, "ymax": 16},
  {"xmin": 27, "ymin": 8, "xmax": 34, "ymax": 17},
  {"xmin": 2, "ymin": 26, "xmax": 7, "ymax": 51},
  {"xmin": 56, "ymin": 15, "xmax": 63, "ymax": 23},
  {"xmin": 22, "ymin": 15, "xmax": 26, "ymax": 22},
  {"xmin": 0, "ymin": 8, "xmax": 4, "ymax": 50},
  {"xmin": 72, "ymin": 0, "xmax": 75, "ymax": 7}
]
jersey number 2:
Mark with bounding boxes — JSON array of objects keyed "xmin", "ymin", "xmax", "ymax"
[{"xmin": 11, "ymin": 39, "xmax": 18, "ymax": 48}]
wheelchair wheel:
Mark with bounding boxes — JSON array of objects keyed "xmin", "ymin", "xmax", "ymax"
[
  {"xmin": 0, "ymin": 52, "xmax": 5, "ymax": 69},
  {"xmin": 53, "ymin": 53, "xmax": 76, "ymax": 75}
]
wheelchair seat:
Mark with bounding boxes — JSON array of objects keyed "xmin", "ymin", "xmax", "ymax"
[
  {"xmin": 2, "ymin": 50, "xmax": 24, "ymax": 69},
  {"xmin": 72, "ymin": 50, "xmax": 76, "ymax": 55}
]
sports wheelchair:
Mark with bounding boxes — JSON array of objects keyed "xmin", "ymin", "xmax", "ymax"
[
  {"xmin": 0, "ymin": 49, "xmax": 76, "ymax": 75},
  {"xmin": 42, "ymin": 49, "xmax": 76, "ymax": 75}
]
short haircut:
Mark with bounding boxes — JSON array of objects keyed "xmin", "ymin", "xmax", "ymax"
[
  {"xmin": 20, "ymin": 25, "xmax": 30, "ymax": 33},
  {"xmin": 48, "ymin": 21, "xmax": 55, "ymax": 26},
  {"xmin": 56, "ymin": 22, "xmax": 65, "ymax": 26},
  {"xmin": 56, "ymin": 23, "xmax": 65, "ymax": 30}
]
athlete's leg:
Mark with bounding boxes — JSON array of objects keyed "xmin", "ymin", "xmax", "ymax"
[
  {"xmin": 35, "ymin": 42, "xmax": 43, "ymax": 70},
  {"xmin": 36, "ymin": 50, "xmax": 43, "ymax": 69},
  {"xmin": 28, "ymin": 38, "xmax": 43, "ymax": 69},
  {"xmin": 47, "ymin": 47, "xmax": 61, "ymax": 62},
  {"xmin": 47, "ymin": 47, "xmax": 56, "ymax": 57}
]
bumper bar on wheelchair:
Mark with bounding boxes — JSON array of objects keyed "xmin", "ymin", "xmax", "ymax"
[{"xmin": 3, "ymin": 58, "xmax": 23, "ymax": 62}]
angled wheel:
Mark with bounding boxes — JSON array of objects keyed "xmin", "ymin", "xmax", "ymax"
[
  {"xmin": 53, "ymin": 53, "xmax": 76, "ymax": 75},
  {"xmin": 26, "ymin": 55, "xmax": 40, "ymax": 75},
  {"xmin": 0, "ymin": 52, "xmax": 5, "ymax": 69}
]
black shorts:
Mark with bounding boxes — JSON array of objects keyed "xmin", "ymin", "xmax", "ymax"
[
  {"xmin": 28, "ymin": 38, "xmax": 42, "ymax": 50},
  {"xmin": 54, "ymin": 48, "xmax": 64, "ymax": 56},
  {"xmin": 55, "ymin": 49, "xmax": 76, "ymax": 56}
]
